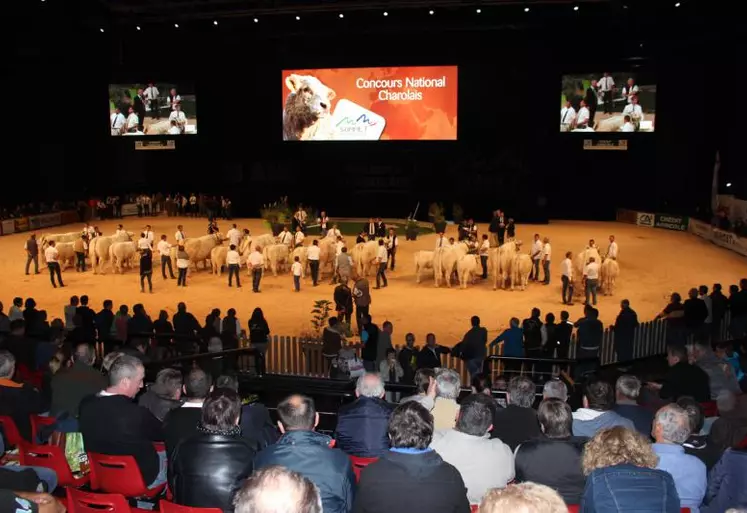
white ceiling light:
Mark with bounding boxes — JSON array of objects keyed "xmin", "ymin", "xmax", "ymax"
[
  {"xmin": 675, "ymin": 2, "xmax": 681, "ymax": 6},
  {"xmin": 295, "ymin": 15, "xmax": 300, "ymax": 20},
  {"xmin": 383, "ymin": 11, "xmax": 388, "ymax": 16},
  {"xmin": 573, "ymin": 5, "xmax": 579, "ymax": 11},
  {"xmin": 524, "ymin": 7, "xmax": 530, "ymax": 12},
  {"xmin": 99, "ymin": 28, "xmax": 105, "ymax": 32},
  {"xmin": 726, "ymin": 182, "xmax": 732, "ymax": 188},
  {"xmin": 476, "ymin": 8, "xmax": 481, "ymax": 14},
  {"xmin": 429, "ymin": 10, "xmax": 434, "ymax": 15},
  {"xmin": 253, "ymin": 18, "xmax": 258, "ymax": 23},
  {"xmin": 136, "ymin": 26, "xmax": 141, "ymax": 31},
  {"xmin": 174, "ymin": 23, "xmax": 179, "ymax": 28},
  {"xmin": 339, "ymin": 13, "xmax": 344, "ymax": 18},
  {"xmin": 213, "ymin": 20, "xmax": 218, "ymax": 25}
]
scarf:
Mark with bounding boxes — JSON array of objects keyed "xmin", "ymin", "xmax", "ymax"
[{"xmin": 196, "ymin": 422, "xmax": 241, "ymax": 437}]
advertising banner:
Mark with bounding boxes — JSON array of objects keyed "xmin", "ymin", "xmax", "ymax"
[
  {"xmin": 29, "ymin": 213, "xmax": 62, "ymax": 230},
  {"xmin": 654, "ymin": 214, "xmax": 689, "ymax": 231},
  {"xmin": 121, "ymin": 203, "xmax": 140, "ymax": 217},
  {"xmin": 616, "ymin": 209, "xmax": 638, "ymax": 224},
  {"xmin": 61, "ymin": 210, "xmax": 79, "ymax": 225},
  {"xmin": 14, "ymin": 217, "xmax": 29, "ymax": 233},
  {"xmin": 635, "ymin": 212, "xmax": 655, "ymax": 227},
  {"xmin": 688, "ymin": 219, "xmax": 712, "ymax": 241},
  {"xmin": 1, "ymin": 220, "xmax": 14, "ymax": 236},
  {"xmin": 712, "ymin": 229, "xmax": 747, "ymax": 257},
  {"xmin": 583, "ymin": 140, "xmax": 628, "ymax": 150}
]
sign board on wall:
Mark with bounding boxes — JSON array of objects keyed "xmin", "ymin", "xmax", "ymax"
[
  {"xmin": 583, "ymin": 139, "xmax": 628, "ymax": 151},
  {"xmin": 688, "ymin": 219, "xmax": 712, "ymax": 240},
  {"xmin": 29, "ymin": 213, "xmax": 62, "ymax": 230},
  {"xmin": 121, "ymin": 204, "xmax": 140, "ymax": 217},
  {"xmin": 712, "ymin": 229, "xmax": 747, "ymax": 257},
  {"xmin": 1, "ymin": 220, "xmax": 14, "ymax": 236},
  {"xmin": 636, "ymin": 212, "xmax": 655, "ymax": 227},
  {"xmin": 654, "ymin": 214, "xmax": 688, "ymax": 231},
  {"xmin": 14, "ymin": 217, "xmax": 29, "ymax": 233}
]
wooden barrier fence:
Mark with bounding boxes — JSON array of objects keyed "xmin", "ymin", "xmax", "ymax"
[{"xmin": 242, "ymin": 311, "xmax": 735, "ymax": 386}]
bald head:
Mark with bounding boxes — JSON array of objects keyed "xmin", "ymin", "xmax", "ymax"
[
  {"xmin": 234, "ymin": 466, "xmax": 321, "ymax": 513},
  {"xmin": 277, "ymin": 394, "xmax": 317, "ymax": 431}
]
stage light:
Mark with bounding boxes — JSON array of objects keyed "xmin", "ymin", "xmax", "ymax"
[
  {"xmin": 726, "ymin": 182, "xmax": 732, "ymax": 188},
  {"xmin": 339, "ymin": 13, "xmax": 344, "ymax": 18},
  {"xmin": 675, "ymin": 2, "xmax": 681, "ymax": 6},
  {"xmin": 429, "ymin": 10, "xmax": 434, "ymax": 15},
  {"xmin": 174, "ymin": 23, "xmax": 179, "ymax": 28},
  {"xmin": 476, "ymin": 8, "xmax": 481, "ymax": 14},
  {"xmin": 623, "ymin": 4, "xmax": 628, "ymax": 8},
  {"xmin": 383, "ymin": 11, "xmax": 388, "ymax": 16},
  {"xmin": 573, "ymin": 6, "xmax": 579, "ymax": 11},
  {"xmin": 295, "ymin": 15, "xmax": 300, "ymax": 20},
  {"xmin": 524, "ymin": 7, "xmax": 530, "ymax": 12},
  {"xmin": 136, "ymin": 26, "xmax": 141, "ymax": 31},
  {"xmin": 99, "ymin": 28, "xmax": 104, "ymax": 32},
  {"xmin": 213, "ymin": 20, "xmax": 218, "ymax": 25},
  {"xmin": 253, "ymin": 18, "xmax": 259, "ymax": 23}
]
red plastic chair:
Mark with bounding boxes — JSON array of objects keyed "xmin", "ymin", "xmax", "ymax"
[
  {"xmin": 470, "ymin": 505, "xmax": 479, "ymax": 513},
  {"xmin": 19, "ymin": 441, "xmax": 90, "ymax": 488},
  {"xmin": 88, "ymin": 452, "xmax": 166, "ymax": 499},
  {"xmin": 160, "ymin": 499, "xmax": 223, "ymax": 513},
  {"xmin": 153, "ymin": 441, "xmax": 166, "ymax": 453},
  {"xmin": 348, "ymin": 455, "xmax": 378, "ymax": 482},
  {"xmin": 30, "ymin": 414, "xmax": 57, "ymax": 443},
  {"xmin": 567, "ymin": 505, "xmax": 580, "ymax": 513},
  {"xmin": 700, "ymin": 401, "xmax": 718, "ymax": 417},
  {"xmin": 0, "ymin": 415, "xmax": 24, "ymax": 448},
  {"xmin": 66, "ymin": 487, "xmax": 150, "ymax": 513}
]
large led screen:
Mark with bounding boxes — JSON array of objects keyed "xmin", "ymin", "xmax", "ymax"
[{"xmin": 109, "ymin": 82, "xmax": 197, "ymax": 136}]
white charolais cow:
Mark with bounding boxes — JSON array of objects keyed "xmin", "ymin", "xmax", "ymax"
[
  {"xmin": 489, "ymin": 241, "xmax": 519, "ymax": 290},
  {"xmin": 318, "ymin": 238, "xmax": 337, "ymax": 278},
  {"xmin": 211, "ymin": 244, "xmax": 250, "ymax": 276},
  {"xmin": 511, "ymin": 254, "xmax": 533, "ymax": 291},
  {"xmin": 352, "ymin": 241, "xmax": 378, "ymax": 277},
  {"xmin": 263, "ymin": 244, "xmax": 290, "ymax": 277},
  {"xmin": 109, "ymin": 242, "xmax": 137, "ymax": 274},
  {"xmin": 600, "ymin": 258, "xmax": 620, "ymax": 295},
  {"xmin": 434, "ymin": 242, "xmax": 469, "ymax": 288},
  {"xmin": 414, "ymin": 251, "xmax": 435, "ymax": 284},
  {"xmin": 254, "ymin": 234, "xmax": 276, "ymax": 249},
  {"xmin": 457, "ymin": 254, "xmax": 480, "ymax": 289},
  {"xmin": 90, "ymin": 232, "xmax": 132, "ymax": 274},
  {"xmin": 178, "ymin": 233, "xmax": 224, "ymax": 272},
  {"xmin": 41, "ymin": 232, "xmax": 80, "ymax": 248},
  {"xmin": 573, "ymin": 247, "xmax": 601, "ymax": 294},
  {"xmin": 41, "ymin": 242, "xmax": 76, "ymax": 270}
]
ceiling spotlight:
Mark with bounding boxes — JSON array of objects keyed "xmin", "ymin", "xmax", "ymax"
[
  {"xmin": 295, "ymin": 15, "xmax": 300, "ymax": 20},
  {"xmin": 383, "ymin": 11, "xmax": 388, "ymax": 16},
  {"xmin": 136, "ymin": 25, "xmax": 141, "ymax": 31},
  {"xmin": 213, "ymin": 20, "xmax": 218, "ymax": 25},
  {"xmin": 476, "ymin": 8, "xmax": 481, "ymax": 14},
  {"xmin": 174, "ymin": 23, "xmax": 179, "ymax": 28},
  {"xmin": 623, "ymin": 4, "xmax": 628, "ymax": 8},
  {"xmin": 675, "ymin": 2, "xmax": 681, "ymax": 6},
  {"xmin": 726, "ymin": 182, "xmax": 733, "ymax": 188},
  {"xmin": 99, "ymin": 28, "xmax": 104, "ymax": 32},
  {"xmin": 524, "ymin": 7, "xmax": 530, "ymax": 12},
  {"xmin": 253, "ymin": 18, "xmax": 258, "ymax": 23},
  {"xmin": 640, "ymin": 43, "xmax": 644, "ymax": 47},
  {"xmin": 429, "ymin": 10, "xmax": 434, "ymax": 15},
  {"xmin": 339, "ymin": 13, "xmax": 344, "ymax": 18},
  {"xmin": 573, "ymin": 5, "xmax": 579, "ymax": 11}
]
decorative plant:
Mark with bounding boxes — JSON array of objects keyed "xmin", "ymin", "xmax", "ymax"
[
  {"xmin": 406, "ymin": 218, "xmax": 419, "ymax": 232},
  {"xmin": 260, "ymin": 196, "xmax": 292, "ymax": 227},
  {"xmin": 428, "ymin": 202, "xmax": 445, "ymax": 224},
  {"xmin": 310, "ymin": 299, "xmax": 333, "ymax": 338},
  {"xmin": 452, "ymin": 203, "xmax": 464, "ymax": 223}
]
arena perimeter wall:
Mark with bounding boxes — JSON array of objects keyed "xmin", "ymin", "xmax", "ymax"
[{"xmin": 617, "ymin": 208, "xmax": 747, "ymax": 257}]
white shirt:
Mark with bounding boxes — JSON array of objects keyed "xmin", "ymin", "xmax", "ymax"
[
  {"xmin": 175, "ymin": 230, "xmax": 186, "ymax": 242},
  {"xmin": 177, "ymin": 255, "xmax": 190, "ymax": 269},
  {"xmin": 279, "ymin": 231, "xmax": 293, "ymax": 246},
  {"xmin": 110, "ymin": 112, "xmax": 125, "ymax": 134},
  {"xmin": 318, "ymin": 216, "xmax": 329, "ymax": 230},
  {"xmin": 622, "ymin": 103, "xmax": 643, "ymax": 120},
  {"xmin": 599, "ymin": 76, "xmax": 615, "ymax": 92},
  {"xmin": 542, "ymin": 243, "xmax": 552, "ymax": 261},
  {"xmin": 138, "ymin": 237, "xmax": 152, "ymax": 250},
  {"xmin": 226, "ymin": 250, "xmax": 240, "ymax": 265},
  {"xmin": 168, "ymin": 126, "xmax": 181, "ymax": 135},
  {"xmin": 386, "ymin": 235, "xmax": 399, "ymax": 249},
  {"xmin": 327, "ymin": 228, "xmax": 341, "ymax": 239},
  {"xmin": 169, "ymin": 110, "xmax": 187, "ymax": 125},
  {"xmin": 435, "ymin": 236, "xmax": 447, "ymax": 249},
  {"xmin": 126, "ymin": 113, "xmax": 139, "ymax": 130},
  {"xmin": 577, "ymin": 107, "xmax": 590, "ymax": 126},
  {"xmin": 623, "ymin": 84, "xmax": 639, "ymax": 103},
  {"xmin": 607, "ymin": 241, "xmax": 619, "ymax": 259},
  {"xmin": 144, "ymin": 230, "xmax": 154, "ymax": 242},
  {"xmin": 307, "ymin": 245, "xmax": 320, "ymax": 261},
  {"xmin": 249, "ymin": 251, "xmax": 264, "ymax": 268},
  {"xmin": 157, "ymin": 240, "xmax": 171, "ymax": 257},
  {"xmin": 294, "ymin": 231, "xmax": 305, "ymax": 246},
  {"xmin": 560, "ymin": 106, "xmax": 576, "ymax": 125},
  {"xmin": 584, "ymin": 262, "xmax": 600, "ymax": 279},
  {"xmin": 166, "ymin": 94, "xmax": 182, "ymax": 109},
  {"xmin": 621, "ymin": 122, "xmax": 635, "ymax": 132},
  {"xmin": 292, "ymin": 261, "xmax": 303, "ymax": 276},
  {"xmin": 144, "ymin": 86, "xmax": 160, "ymax": 100},
  {"xmin": 45, "ymin": 246, "xmax": 59, "ymax": 263},
  {"xmin": 377, "ymin": 245, "xmax": 388, "ymax": 263},
  {"xmin": 531, "ymin": 240, "xmax": 543, "ymax": 260},
  {"xmin": 479, "ymin": 240, "xmax": 489, "ymax": 256},
  {"xmin": 561, "ymin": 257, "xmax": 573, "ymax": 278},
  {"xmin": 227, "ymin": 228, "xmax": 241, "ymax": 247}
]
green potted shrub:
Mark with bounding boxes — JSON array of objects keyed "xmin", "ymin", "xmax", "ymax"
[
  {"xmin": 260, "ymin": 196, "xmax": 292, "ymax": 236},
  {"xmin": 429, "ymin": 202, "xmax": 447, "ymax": 234},
  {"xmin": 405, "ymin": 218, "xmax": 419, "ymax": 241},
  {"xmin": 452, "ymin": 203, "xmax": 464, "ymax": 224}
]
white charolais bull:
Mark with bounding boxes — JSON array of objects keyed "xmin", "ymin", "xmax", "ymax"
[
  {"xmin": 90, "ymin": 232, "xmax": 132, "ymax": 274},
  {"xmin": 254, "ymin": 234, "xmax": 276, "ymax": 249},
  {"xmin": 352, "ymin": 241, "xmax": 378, "ymax": 277},
  {"xmin": 180, "ymin": 233, "xmax": 224, "ymax": 272},
  {"xmin": 573, "ymin": 247, "xmax": 601, "ymax": 294},
  {"xmin": 456, "ymin": 254, "xmax": 480, "ymax": 289},
  {"xmin": 41, "ymin": 242, "xmax": 76, "ymax": 270},
  {"xmin": 414, "ymin": 251, "xmax": 435, "ymax": 284},
  {"xmin": 263, "ymin": 244, "xmax": 290, "ymax": 277},
  {"xmin": 109, "ymin": 242, "xmax": 137, "ymax": 274},
  {"xmin": 489, "ymin": 241, "xmax": 519, "ymax": 290},
  {"xmin": 211, "ymin": 245, "xmax": 249, "ymax": 276},
  {"xmin": 318, "ymin": 238, "xmax": 337, "ymax": 278},
  {"xmin": 41, "ymin": 232, "xmax": 80, "ymax": 248},
  {"xmin": 600, "ymin": 258, "xmax": 620, "ymax": 295},
  {"xmin": 511, "ymin": 254, "xmax": 533, "ymax": 291},
  {"xmin": 434, "ymin": 243, "xmax": 469, "ymax": 288}
]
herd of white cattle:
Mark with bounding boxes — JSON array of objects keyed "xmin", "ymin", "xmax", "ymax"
[{"xmin": 34, "ymin": 231, "xmax": 619, "ymax": 296}]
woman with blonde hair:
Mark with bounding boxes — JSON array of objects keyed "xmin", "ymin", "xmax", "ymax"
[
  {"xmin": 480, "ymin": 482, "xmax": 566, "ymax": 513},
  {"xmin": 581, "ymin": 426, "xmax": 680, "ymax": 512}
]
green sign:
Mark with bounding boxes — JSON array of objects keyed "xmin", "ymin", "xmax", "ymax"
[{"xmin": 654, "ymin": 214, "xmax": 689, "ymax": 231}]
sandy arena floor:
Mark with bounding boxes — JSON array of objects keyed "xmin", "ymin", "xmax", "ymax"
[{"xmin": 3, "ymin": 218, "xmax": 746, "ymax": 347}]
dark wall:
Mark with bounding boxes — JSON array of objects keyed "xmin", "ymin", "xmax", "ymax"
[{"xmin": 8, "ymin": 1, "xmax": 743, "ymax": 222}]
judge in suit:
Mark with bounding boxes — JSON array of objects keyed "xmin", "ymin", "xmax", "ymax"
[
  {"xmin": 375, "ymin": 218, "xmax": 386, "ymax": 238},
  {"xmin": 496, "ymin": 210, "xmax": 507, "ymax": 246},
  {"xmin": 133, "ymin": 89, "xmax": 147, "ymax": 131},
  {"xmin": 585, "ymin": 80, "xmax": 599, "ymax": 130},
  {"xmin": 365, "ymin": 218, "xmax": 377, "ymax": 240}
]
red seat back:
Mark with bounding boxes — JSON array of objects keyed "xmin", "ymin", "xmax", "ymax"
[
  {"xmin": 700, "ymin": 401, "xmax": 718, "ymax": 417},
  {"xmin": 348, "ymin": 455, "xmax": 378, "ymax": 482},
  {"xmin": 66, "ymin": 487, "xmax": 133, "ymax": 513},
  {"xmin": 160, "ymin": 499, "xmax": 223, "ymax": 513},
  {"xmin": 470, "ymin": 505, "xmax": 479, "ymax": 513},
  {"xmin": 29, "ymin": 414, "xmax": 57, "ymax": 443},
  {"xmin": 0, "ymin": 415, "xmax": 23, "ymax": 448},
  {"xmin": 19, "ymin": 441, "xmax": 89, "ymax": 488},
  {"xmin": 88, "ymin": 452, "xmax": 164, "ymax": 498}
]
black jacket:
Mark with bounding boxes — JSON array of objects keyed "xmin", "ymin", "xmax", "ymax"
[
  {"xmin": 163, "ymin": 404, "xmax": 203, "ymax": 460},
  {"xmin": 514, "ymin": 436, "xmax": 588, "ymax": 504},
  {"xmin": 95, "ymin": 309, "xmax": 115, "ymax": 341},
  {"xmin": 417, "ymin": 346, "xmax": 449, "ymax": 370},
  {"xmin": 585, "ymin": 86, "xmax": 598, "ymax": 109},
  {"xmin": 79, "ymin": 393, "xmax": 164, "ymax": 485},
  {"xmin": 490, "ymin": 405, "xmax": 542, "ymax": 451},
  {"xmin": 659, "ymin": 361, "xmax": 711, "ymax": 402},
  {"xmin": 458, "ymin": 326, "xmax": 488, "ymax": 360},
  {"xmin": 0, "ymin": 380, "xmax": 48, "ymax": 441},
  {"xmin": 710, "ymin": 291, "xmax": 728, "ymax": 323},
  {"xmin": 354, "ymin": 450, "xmax": 470, "ymax": 513},
  {"xmin": 138, "ymin": 389, "xmax": 183, "ymax": 422},
  {"xmin": 361, "ymin": 323, "xmax": 380, "ymax": 362},
  {"xmin": 50, "ymin": 361, "xmax": 107, "ymax": 418},
  {"xmin": 335, "ymin": 397, "xmax": 393, "ymax": 457},
  {"xmin": 169, "ymin": 430, "xmax": 257, "ymax": 513},
  {"xmin": 614, "ymin": 307, "xmax": 639, "ymax": 340},
  {"xmin": 398, "ymin": 347, "xmax": 418, "ymax": 384},
  {"xmin": 334, "ymin": 285, "xmax": 354, "ymax": 314},
  {"xmin": 254, "ymin": 430, "xmax": 355, "ymax": 513},
  {"xmin": 522, "ymin": 317, "xmax": 543, "ymax": 351},
  {"xmin": 684, "ymin": 298, "xmax": 708, "ymax": 329}
]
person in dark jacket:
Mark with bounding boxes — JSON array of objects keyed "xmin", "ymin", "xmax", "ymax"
[
  {"xmin": 163, "ymin": 368, "xmax": 212, "ymax": 460},
  {"xmin": 676, "ymin": 397, "xmax": 722, "ymax": 471},
  {"xmin": 646, "ymin": 345, "xmax": 711, "ymax": 403},
  {"xmin": 173, "ymin": 302, "xmax": 201, "ymax": 354},
  {"xmin": 491, "ymin": 376, "xmax": 542, "ymax": 450},
  {"xmin": 657, "ymin": 293, "xmax": 687, "ymax": 347},
  {"xmin": 78, "ymin": 355, "xmax": 165, "ymax": 488},
  {"xmin": 169, "ymin": 389, "xmax": 256, "ymax": 513},
  {"xmin": 613, "ymin": 299, "xmax": 639, "ymax": 362},
  {"xmin": 613, "ymin": 375, "xmax": 654, "ymax": 437},
  {"xmin": 397, "ymin": 333, "xmax": 418, "ymax": 384},
  {"xmin": 253, "ymin": 395, "xmax": 355, "ymax": 513},
  {"xmin": 353, "ymin": 401, "xmax": 470, "ymax": 513},
  {"xmin": 683, "ymin": 288, "xmax": 708, "ymax": 337},
  {"xmin": 50, "ymin": 343, "xmax": 107, "ymax": 421},
  {"xmin": 555, "ymin": 311, "xmax": 573, "ymax": 359},
  {"xmin": 249, "ymin": 308, "xmax": 270, "ymax": 375},
  {"xmin": 580, "ymin": 426, "xmax": 680, "ymax": 513},
  {"xmin": 334, "ymin": 282, "xmax": 354, "ymax": 327},
  {"xmin": 575, "ymin": 307, "xmax": 604, "ymax": 379},
  {"xmin": 138, "ymin": 368, "xmax": 183, "ymax": 422},
  {"xmin": 335, "ymin": 373, "xmax": 394, "ymax": 457},
  {"xmin": 139, "ymin": 248, "xmax": 153, "ymax": 293},
  {"xmin": 214, "ymin": 374, "xmax": 279, "ymax": 450},
  {"xmin": 0, "ymin": 351, "xmax": 48, "ymax": 441},
  {"xmin": 360, "ymin": 315, "xmax": 380, "ymax": 372},
  {"xmin": 703, "ymin": 447, "xmax": 747, "ymax": 513},
  {"xmin": 457, "ymin": 316, "xmax": 488, "ymax": 378},
  {"xmin": 75, "ymin": 296, "xmax": 96, "ymax": 341},
  {"xmin": 515, "ymin": 399, "xmax": 587, "ymax": 504},
  {"xmin": 709, "ymin": 283, "xmax": 728, "ymax": 341},
  {"xmin": 522, "ymin": 308, "xmax": 543, "ymax": 358},
  {"xmin": 95, "ymin": 300, "xmax": 115, "ymax": 351},
  {"xmin": 417, "ymin": 333, "xmax": 450, "ymax": 370}
]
